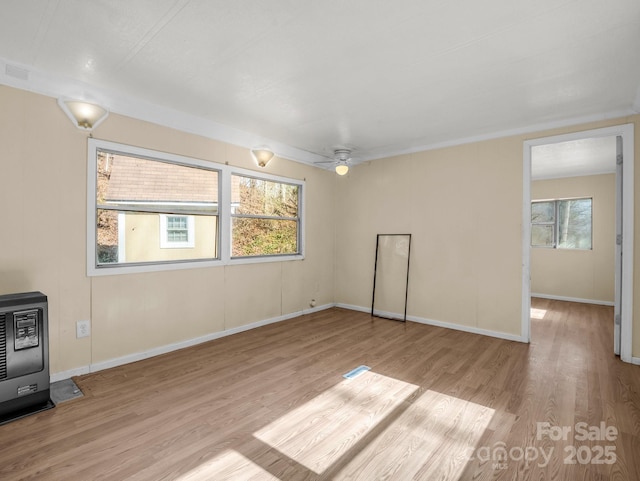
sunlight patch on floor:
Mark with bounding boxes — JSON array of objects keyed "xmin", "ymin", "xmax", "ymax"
[
  {"xmin": 254, "ymin": 370, "xmax": 419, "ymax": 475},
  {"xmin": 530, "ymin": 308, "xmax": 547, "ymax": 319},
  {"xmin": 176, "ymin": 373, "xmax": 495, "ymax": 480},
  {"xmin": 175, "ymin": 450, "xmax": 279, "ymax": 481},
  {"xmin": 335, "ymin": 390, "xmax": 495, "ymax": 480}
]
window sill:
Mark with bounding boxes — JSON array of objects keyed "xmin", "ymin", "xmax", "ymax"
[{"xmin": 87, "ymin": 254, "xmax": 305, "ymax": 277}]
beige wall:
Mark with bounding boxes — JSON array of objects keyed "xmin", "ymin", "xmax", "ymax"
[
  {"xmin": 0, "ymin": 85, "xmax": 335, "ymax": 372},
  {"xmin": 334, "ymin": 137, "xmax": 524, "ymax": 336},
  {"xmin": 531, "ymin": 174, "xmax": 616, "ymax": 303},
  {"xmin": 2, "ymin": 83, "xmax": 640, "ymax": 374}
]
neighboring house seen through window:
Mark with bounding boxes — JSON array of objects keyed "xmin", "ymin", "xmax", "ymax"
[
  {"xmin": 88, "ymin": 139, "xmax": 304, "ymax": 275},
  {"xmin": 531, "ymin": 198, "xmax": 592, "ymax": 249},
  {"xmin": 95, "ymin": 150, "xmax": 219, "ymax": 266}
]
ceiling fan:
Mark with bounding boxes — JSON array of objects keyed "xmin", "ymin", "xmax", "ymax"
[{"xmin": 315, "ymin": 149, "xmax": 352, "ymax": 175}]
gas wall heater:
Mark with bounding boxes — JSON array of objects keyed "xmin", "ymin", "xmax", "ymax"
[{"xmin": 0, "ymin": 291, "xmax": 53, "ymax": 424}]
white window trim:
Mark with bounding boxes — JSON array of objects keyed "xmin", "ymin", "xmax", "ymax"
[
  {"xmin": 87, "ymin": 138, "xmax": 305, "ymax": 276},
  {"xmin": 159, "ymin": 214, "xmax": 195, "ymax": 249}
]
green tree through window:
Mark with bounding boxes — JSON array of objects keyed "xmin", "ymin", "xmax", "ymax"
[{"xmin": 231, "ymin": 175, "xmax": 300, "ymax": 257}]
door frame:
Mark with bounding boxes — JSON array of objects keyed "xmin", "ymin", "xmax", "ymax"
[
  {"xmin": 521, "ymin": 123, "xmax": 634, "ymax": 362},
  {"xmin": 615, "ymin": 136, "xmax": 623, "ymax": 355}
]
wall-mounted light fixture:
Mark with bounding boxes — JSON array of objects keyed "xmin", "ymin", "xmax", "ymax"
[
  {"xmin": 251, "ymin": 147, "xmax": 275, "ymax": 168},
  {"xmin": 335, "ymin": 163, "xmax": 349, "ymax": 175},
  {"xmin": 57, "ymin": 98, "xmax": 109, "ymax": 131}
]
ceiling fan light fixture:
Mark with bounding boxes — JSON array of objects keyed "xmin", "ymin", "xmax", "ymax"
[
  {"xmin": 335, "ymin": 163, "xmax": 349, "ymax": 175},
  {"xmin": 58, "ymin": 98, "xmax": 109, "ymax": 131},
  {"xmin": 251, "ymin": 147, "xmax": 275, "ymax": 167}
]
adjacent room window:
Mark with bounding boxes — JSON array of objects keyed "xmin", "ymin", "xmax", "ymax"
[
  {"xmin": 88, "ymin": 139, "xmax": 305, "ymax": 275},
  {"xmin": 231, "ymin": 174, "xmax": 301, "ymax": 257},
  {"xmin": 531, "ymin": 198, "xmax": 592, "ymax": 249}
]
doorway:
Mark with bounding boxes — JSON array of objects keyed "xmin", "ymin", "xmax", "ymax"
[{"xmin": 522, "ymin": 124, "xmax": 634, "ymax": 362}]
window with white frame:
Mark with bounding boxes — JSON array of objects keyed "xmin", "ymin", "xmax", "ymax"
[
  {"xmin": 231, "ymin": 174, "xmax": 301, "ymax": 257},
  {"xmin": 88, "ymin": 139, "xmax": 304, "ymax": 275},
  {"xmin": 531, "ymin": 198, "xmax": 592, "ymax": 249},
  {"xmin": 160, "ymin": 214, "xmax": 195, "ymax": 248}
]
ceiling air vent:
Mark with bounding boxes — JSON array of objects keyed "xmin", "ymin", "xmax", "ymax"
[{"xmin": 5, "ymin": 64, "xmax": 29, "ymax": 81}]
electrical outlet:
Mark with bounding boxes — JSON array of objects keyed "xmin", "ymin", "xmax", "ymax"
[{"xmin": 76, "ymin": 320, "xmax": 91, "ymax": 339}]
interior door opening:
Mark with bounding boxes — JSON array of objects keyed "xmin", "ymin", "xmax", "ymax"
[{"xmin": 522, "ymin": 124, "xmax": 634, "ymax": 362}]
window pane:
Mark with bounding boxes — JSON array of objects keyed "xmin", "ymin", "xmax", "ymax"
[
  {"xmin": 167, "ymin": 216, "xmax": 188, "ymax": 230},
  {"xmin": 95, "ymin": 149, "xmax": 220, "ymax": 268},
  {"xmin": 232, "ymin": 218, "xmax": 298, "ymax": 257},
  {"xmin": 233, "ymin": 175, "xmax": 299, "ymax": 218},
  {"xmin": 557, "ymin": 198, "xmax": 592, "ymax": 249},
  {"xmin": 97, "ymin": 208, "xmax": 120, "ymax": 264},
  {"xmin": 97, "ymin": 151, "xmax": 219, "ymax": 214},
  {"xmin": 531, "ymin": 201, "xmax": 555, "ymax": 223},
  {"xmin": 97, "ymin": 210, "xmax": 217, "ymax": 265},
  {"xmin": 531, "ymin": 225, "xmax": 554, "ymax": 247},
  {"xmin": 167, "ymin": 230, "xmax": 188, "ymax": 242}
]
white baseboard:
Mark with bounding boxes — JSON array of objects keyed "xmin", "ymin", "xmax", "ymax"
[
  {"xmin": 50, "ymin": 303, "xmax": 334, "ymax": 382},
  {"xmin": 335, "ymin": 303, "xmax": 525, "ymax": 343},
  {"xmin": 531, "ymin": 293, "xmax": 614, "ymax": 307},
  {"xmin": 631, "ymin": 357, "xmax": 640, "ymax": 366}
]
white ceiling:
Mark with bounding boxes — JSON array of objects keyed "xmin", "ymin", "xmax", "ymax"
[
  {"xmin": 531, "ymin": 136, "xmax": 617, "ymax": 180},
  {"xmin": 0, "ymin": 0, "xmax": 639, "ymax": 167}
]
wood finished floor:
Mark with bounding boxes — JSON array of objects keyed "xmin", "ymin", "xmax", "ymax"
[{"xmin": 0, "ymin": 299, "xmax": 639, "ymax": 480}]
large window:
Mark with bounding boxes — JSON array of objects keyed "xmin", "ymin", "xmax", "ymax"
[
  {"xmin": 231, "ymin": 175, "xmax": 300, "ymax": 257},
  {"xmin": 95, "ymin": 150, "xmax": 219, "ymax": 266},
  {"xmin": 531, "ymin": 198, "xmax": 592, "ymax": 249},
  {"xmin": 88, "ymin": 139, "xmax": 304, "ymax": 275}
]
